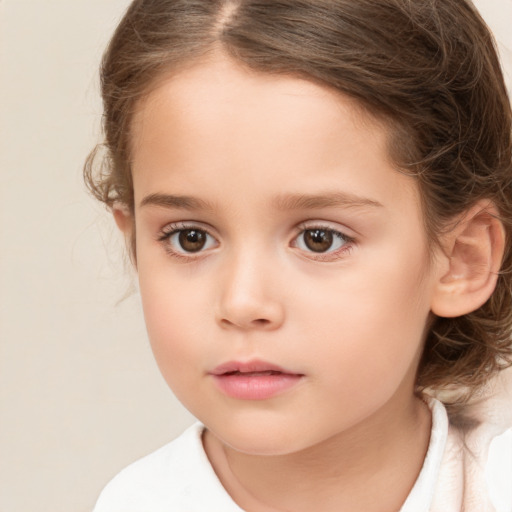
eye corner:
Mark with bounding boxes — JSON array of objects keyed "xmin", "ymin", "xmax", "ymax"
[
  {"xmin": 157, "ymin": 222, "xmax": 219, "ymax": 259},
  {"xmin": 291, "ymin": 223, "xmax": 356, "ymax": 262}
]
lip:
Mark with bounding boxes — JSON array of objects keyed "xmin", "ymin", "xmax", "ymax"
[{"xmin": 209, "ymin": 359, "xmax": 304, "ymax": 400}]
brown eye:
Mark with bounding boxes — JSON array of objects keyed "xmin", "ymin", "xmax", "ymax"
[
  {"xmin": 160, "ymin": 225, "xmax": 217, "ymax": 257},
  {"xmin": 303, "ymin": 229, "xmax": 334, "ymax": 252},
  {"xmin": 294, "ymin": 227, "xmax": 351, "ymax": 257},
  {"xmin": 178, "ymin": 229, "xmax": 208, "ymax": 252}
]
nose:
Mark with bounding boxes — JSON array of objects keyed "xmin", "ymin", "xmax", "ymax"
[{"xmin": 215, "ymin": 252, "xmax": 285, "ymax": 331}]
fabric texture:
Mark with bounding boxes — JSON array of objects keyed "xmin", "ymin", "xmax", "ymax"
[
  {"xmin": 93, "ymin": 422, "xmax": 244, "ymax": 512},
  {"xmin": 94, "ymin": 392, "xmax": 512, "ymax": 512}
]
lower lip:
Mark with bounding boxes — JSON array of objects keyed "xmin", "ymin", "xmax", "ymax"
[{"xmin": 212, "ymin": 373, "xmax": 303, "ymax": 400}]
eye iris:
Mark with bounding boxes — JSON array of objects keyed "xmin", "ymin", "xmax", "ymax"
[
  {"xmin": 178, "ymin": 229, "xmax": 206, "ymax": 252},
  {"xmin": 304, "ymin": 229, "xmax": 333, "ymax": 252}
]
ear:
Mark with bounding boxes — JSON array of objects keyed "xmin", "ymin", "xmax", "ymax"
[
  {"xmin": 431, "ymin": 200, "xmax": 505, "ymax": 318},
  {"xmin": 112, "ymin": 202, "xmax": 133, "ymax": 235},
  {"xmin": 112, "ymin": 202, "xmax": 137, "ymax": 265}
]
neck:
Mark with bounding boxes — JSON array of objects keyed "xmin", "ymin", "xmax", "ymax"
[{"xmin": 203, "ymin": 393, "xmax": 431, "ymax": 512}]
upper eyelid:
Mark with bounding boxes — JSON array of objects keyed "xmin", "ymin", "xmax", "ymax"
[
  {"xmin": 157, "ymin": 220, "xmax": 353, "ymax": 238},
  {"xmin": 156, "ymin": 223, "xmax": 355, "ymax": 262},
  {"xmin": 157, "ymin": 222, "xmax": 219, "ymax": 253},
  {"xmin": 295, "ymin": 221, "xmax": 354, "ymax": 238},
  {"xmin": 291, "ymin": 230, "xmax": 355, "ymax": 262},
  {"xmin": 292, "ymin": 226, "xmax": 354, "ymax": 247},
  {"xmin": 158, "ymin": 223, "xmax": 218, "ymax": 258},
  {"xmin": 159, "ymin": 221, "xmax": 216, "ymax": 236}
]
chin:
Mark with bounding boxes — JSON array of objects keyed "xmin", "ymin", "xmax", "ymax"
[
  {"xmin": 222, "ymin": 433, "xmax": 301, "ymax": 457},
  {"xmin": 205, "ymin": 414, "xmax": 314, "ymax": 457}
]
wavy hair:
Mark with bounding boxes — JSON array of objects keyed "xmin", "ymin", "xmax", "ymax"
[{"xmin": 85, "ymin": 0, "xmax": 512, "ymax": 411}]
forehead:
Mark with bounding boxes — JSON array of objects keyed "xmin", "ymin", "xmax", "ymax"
[
  {"xmin": 131, "ymin": 54, "xmax": 389, "ymax": 164},
  {"xmin": 130, "ymin": 54, "xmax": 420, "ymax": 220}
]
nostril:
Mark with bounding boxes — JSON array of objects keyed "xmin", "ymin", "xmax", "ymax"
[
  {"xmin": 219, "ymin": 317, "xmax": 273, "ymax": 329},
  {"xmin": 253, "ymin": 318, "xmax": 271, "ymax": 326},
  {"xmin": 217, "ymin": 300, "xmax": 285, "ymax": 330}
]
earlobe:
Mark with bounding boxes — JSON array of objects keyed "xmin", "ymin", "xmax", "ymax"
[{"xmin": 431, "ymin": 201, "xmax": 505, "ymax": 318}]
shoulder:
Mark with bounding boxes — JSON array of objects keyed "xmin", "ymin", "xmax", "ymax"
[
  {"xmin": 408, "ymin": 396, "xmax": 512, "ymax": 512},
  {"xmin": 486, "ymin": 427, "xmax": 512, "ymax": 511},
  {"xmin": 458, "ymin": 373, "xmax": 512, "ymax": 512},
  {"xmin": 93, "ymin": 423, "xmax": 242, "ymax": 512},
  {"xmin": 438, "ymin": 400, "xmax": 512, "ymax": 512}
]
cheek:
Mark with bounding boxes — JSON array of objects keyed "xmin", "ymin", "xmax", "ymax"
[
  {"xmin": 137, "ymin": 265, "xmax": 211, "ymax": 380},
  {"xmin": 299, "ymin": 243, "xmax": 432, "ymax": 391}
]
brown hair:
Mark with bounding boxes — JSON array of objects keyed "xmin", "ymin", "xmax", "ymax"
[{"xmin": 85, "ymin": 0, "xmax": 512, "ymax": 408}]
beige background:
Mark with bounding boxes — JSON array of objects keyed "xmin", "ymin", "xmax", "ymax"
[{"xmin": 0, "ymin": 1, "xmax": 511, "ymax": 511}]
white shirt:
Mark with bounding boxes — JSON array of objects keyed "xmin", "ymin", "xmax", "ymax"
[{"xmin": 93, "ymin": 398, "xmax": 512, "ymax": 512}]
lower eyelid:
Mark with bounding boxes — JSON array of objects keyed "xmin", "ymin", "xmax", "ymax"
[
  {"xmin": 157, "ymin": 223, "xmax": 354, "ymax": 260},
  {"xmin": 307, "ymin": 246, "xmax": 354, "ymax": 262},
  {"xmin": 156, "ymin": 223, "xmax": 219, "ymax": 257},
  {"xmin": 292, "ymin": 227, "xmax": 355, "ymax": 259}
]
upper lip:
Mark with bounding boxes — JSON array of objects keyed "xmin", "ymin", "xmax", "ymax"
[{"xmin": 210, "ymin": 359, "xmax": 301, "ymax": 376}]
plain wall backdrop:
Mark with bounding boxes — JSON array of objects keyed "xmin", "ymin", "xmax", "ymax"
[{"xmin": 1, "ymin": 1, "xmax": 511, "ymax": 511}]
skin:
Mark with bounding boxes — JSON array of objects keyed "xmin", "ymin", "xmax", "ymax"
[{"xmin": 120, "ymin": 53, "xmax": 478, "ymax": 511}]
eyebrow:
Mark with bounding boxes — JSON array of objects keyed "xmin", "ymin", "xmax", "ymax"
[
  {"xmin": 140, "ymin": 193, "xmax": 215, "ymax": 211},
  {"xmin": 272, "ymin": 192, "xmax": 383, "ymax": 211},
  {"xmin": 139, "ymin": 191, "xmax": 383, "ymax": 211}
]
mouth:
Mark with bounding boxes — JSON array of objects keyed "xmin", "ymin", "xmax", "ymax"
[
  {"xmin": 222, "ymin": 370, "xmax": 284, "ymax": 376},
  {"xmin": 211, "ymin": 360, "xmax": 296, "ymax": 376},
  {"xmin": 210, "ymin": 360, "xmax": 304, "ymax": 400}
]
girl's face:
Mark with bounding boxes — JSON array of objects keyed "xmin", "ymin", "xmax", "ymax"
[{"xmin": 128, "ymin": 54, "xmax": 441, "ymax": 455}]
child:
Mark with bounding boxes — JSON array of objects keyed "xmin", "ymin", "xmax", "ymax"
[{"xmin": 86, "ymin": 0, "xmax": 512, "ymax": 510}]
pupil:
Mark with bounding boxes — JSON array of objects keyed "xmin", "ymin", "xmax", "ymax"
[
  {"xmin": 179, "ymin": 230, "xmax": 206, "ymax": 252},
  {"xmin": 304, "ymin": 229, "xmax": 333, "ymax": 253}
]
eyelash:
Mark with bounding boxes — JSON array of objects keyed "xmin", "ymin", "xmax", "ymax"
[
  {"xmin": 293, "ymin": 223, "xmax": 355, "ymax": 261},
  {"xmin": 157, "ymin": 222, "xmax": 355, "ymax": 262},
  {"xmin": 157, "ymin": 222, "xmax": 218, "ymax": 261}
]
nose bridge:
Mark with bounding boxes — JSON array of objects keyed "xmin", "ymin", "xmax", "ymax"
[{"xmin": 216, "ymin": 241, "xmax": 285, "ymax": 330}]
